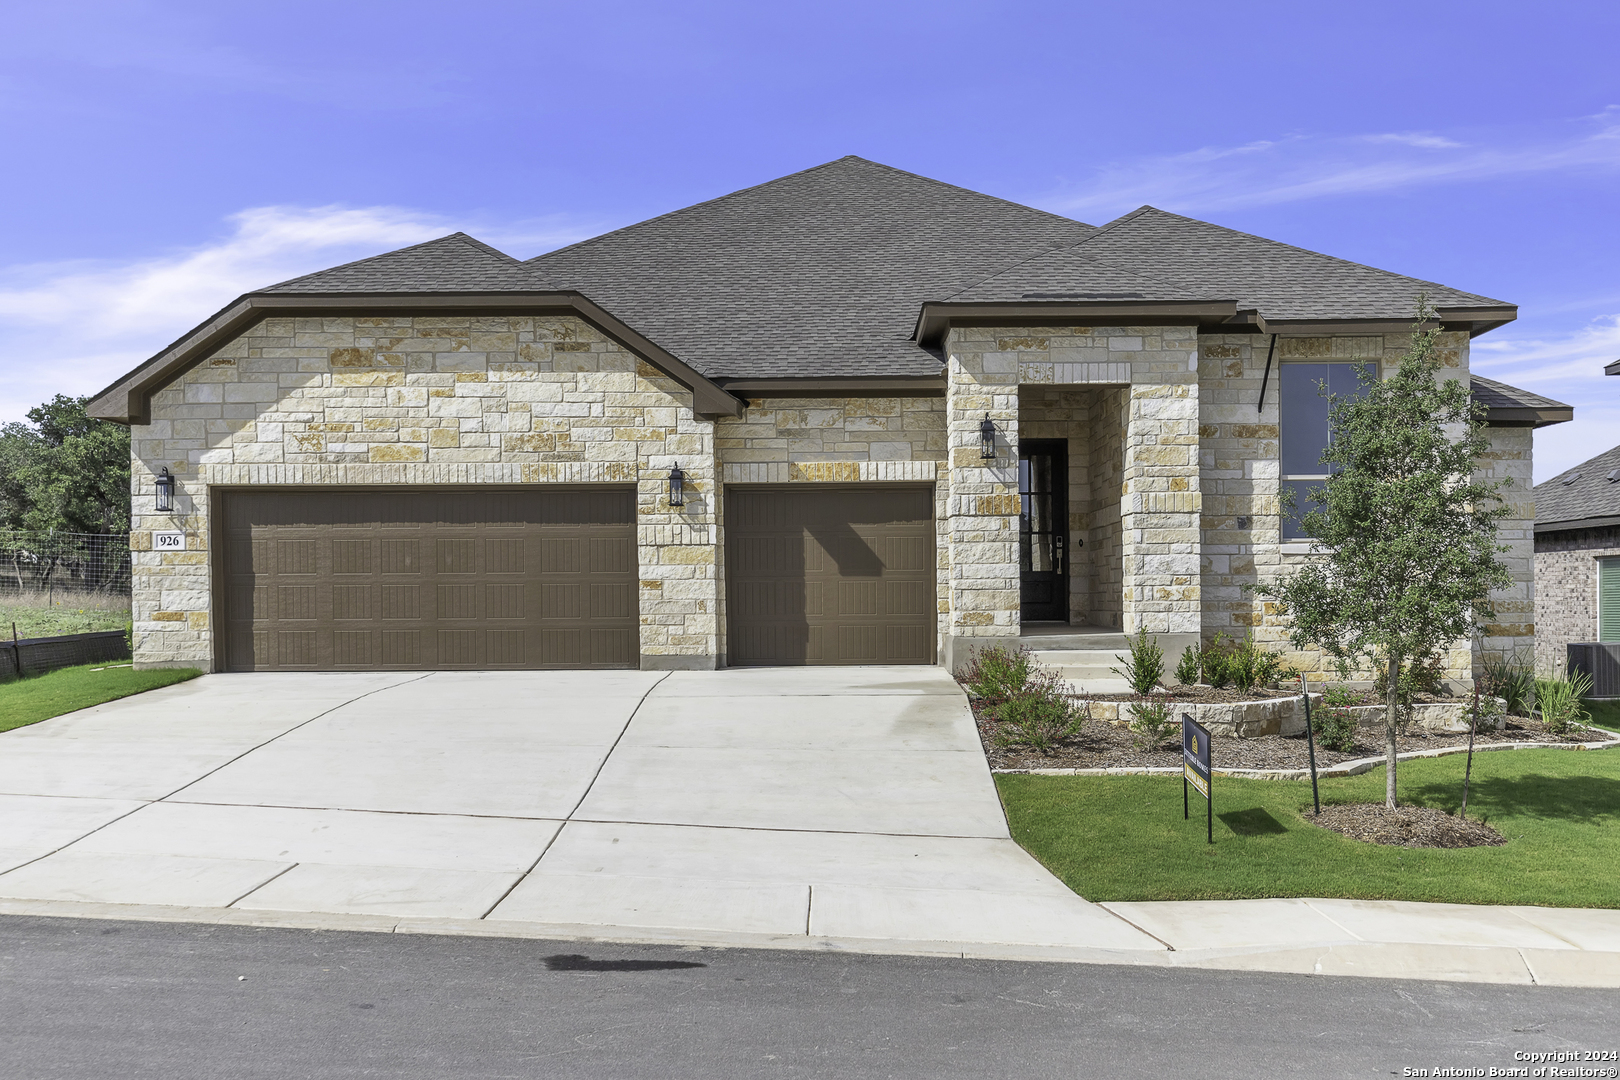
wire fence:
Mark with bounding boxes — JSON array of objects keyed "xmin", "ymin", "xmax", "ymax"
[{"xmin": 0, "ymin": 531, "xmax": 133, "ymax": 605}]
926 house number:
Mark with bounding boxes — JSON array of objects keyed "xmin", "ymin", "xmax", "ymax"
[{"xmin": 153, "ymin": 532, "xmax": 187, "ymax": 551}]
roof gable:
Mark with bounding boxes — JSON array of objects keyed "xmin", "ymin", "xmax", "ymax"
[
  {"xmin": 263, "ymin": 232, "xmax": 552, "ymax": 293},
  {"xmin": 1066, "ymin": 206, "xmax": 1510, "ymax": 323}
]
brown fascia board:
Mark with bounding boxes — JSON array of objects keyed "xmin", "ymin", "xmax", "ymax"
[
  {"xmin": 86, "ymin": 292, "xmax": 746, "ymax": 425},
  {"xmin": 1261, "ymin": 307, "xmax": 1518, "ymax": 339},
  {"xmin": 1535, "ymin": 514, "xmax": 1620, "ymax": 534},
  {"xmin": 716, "ymin": 376, "xmax": 945, "ymax": 398},
  {"xmin": 1482, "ymin": 404, "xmax": 1575, "ymax": 429},
  {"xmin": 914, "ymin": 300, "xmax": 1238, "ymax": 346}
]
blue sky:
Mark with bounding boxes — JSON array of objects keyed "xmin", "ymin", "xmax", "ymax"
[{"xmin": 1, "ymin": 0, "xmax": 1615, "ymax": 482}]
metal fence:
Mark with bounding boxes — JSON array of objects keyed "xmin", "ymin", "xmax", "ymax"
[{"xmin": 0, "ymin": 530, "xmax": 132, "ymax": 602}]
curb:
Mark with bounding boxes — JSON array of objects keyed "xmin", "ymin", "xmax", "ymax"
[{"xmin": 994, "ymin": 732, "xmax": 1620, "ymax": 780}]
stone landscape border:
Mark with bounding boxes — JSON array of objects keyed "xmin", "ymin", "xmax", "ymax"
[{"xmin": 995, "ymin": 729, "xmax": 1620, "ymax": 780}]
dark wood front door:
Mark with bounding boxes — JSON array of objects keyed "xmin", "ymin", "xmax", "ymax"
[{"xmin": 1019, "ymin": 440, "xmax": 1068, "ymax": 623}]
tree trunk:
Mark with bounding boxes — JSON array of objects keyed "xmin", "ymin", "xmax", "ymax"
[{"xmin": 1385, "ymin": 653, "xmax": 1402, "ymax": 809}]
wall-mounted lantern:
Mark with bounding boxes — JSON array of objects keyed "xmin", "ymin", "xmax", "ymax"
[
  {"xmin": 155, "ymin": 467, "xmax": 176, "ymax": 513},
  {"xmin": 979, "ymin": 415, "xmax": 997, "ymax": 461},
  {"xmin": 669, "ymin": 463, "xmax": 686, "ymax": 508}
]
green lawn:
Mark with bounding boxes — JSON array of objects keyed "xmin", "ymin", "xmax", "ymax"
[
  {"xmin": 1586, "ymin": 699, "xmax": 1620, "ymax": 732},
  {"xmin": 997, "ymin": 748, "xmax": 1620, "ymax": 908},
  {"xmin": 0, "ymin": 662, "xmax": 201, "ymax": 732},
  {"xmin": 0, "ymin": 603, "xmax": 130, "ymax": 639}
]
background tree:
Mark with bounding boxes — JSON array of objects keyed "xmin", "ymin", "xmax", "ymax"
[
  {"xmin": 1255, "ymin": 299, "xmax": 1511, "ymax": 809},
  {"xmin": 0, "ymin": 395, "xmax": 131, "ymax": 534}
]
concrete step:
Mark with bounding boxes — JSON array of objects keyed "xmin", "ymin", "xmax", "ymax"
[
  {"xmin": 1020, "ymin": 632, "xmax": 1132, "ymax": 651},
  {"xmin": 1029, "ymin": 649, "xmax": 1130, "ymax": 668}
]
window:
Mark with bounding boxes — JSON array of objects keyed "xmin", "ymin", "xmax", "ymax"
[
  {"xmin": 1278, "ymin": 362, "xmax": 1365, "ymax": 541},
  {"xmin": 1601, "ymin": 557, "xmax": 1620, "ymax": 642}
]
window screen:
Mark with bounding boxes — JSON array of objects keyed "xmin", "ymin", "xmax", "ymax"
[{"xmin": 1601, "ymin": 557, "xmax": 1620, "ymax": 643}]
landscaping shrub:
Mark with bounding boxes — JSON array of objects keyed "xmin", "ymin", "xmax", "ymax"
[
  {"xmin": 1312, "ymin": 685, "xmax": 1362, "ymax": 752},
  {"xmin": 1126, "ymin": 693, "xmax": 1176, "ymax": 752},
  {"xmin": 1173, "ymin": 642, "xmax": 1202, "ymax": 687},
  {"xmin": 1478, "ymin": 652, "xmax": 1534, "ymax": 716},
  {"xmin": 956, "ymin": 644, "xmax": 1033, "ymax": 700},
  {"xmin": 995, "ymin": 669, "xmax": 1088, "ymax": 753},
  {"xmin": 1225, "ymin": 633, "xmax": 1286, "ymax": 693},
  {"xmin": 1111, "ymin": 630, "xmax": 1165, "ymax": 696},
  {"xmin": 1534, "ymin": 670, "xmax": 1592, "ymax": 735}
]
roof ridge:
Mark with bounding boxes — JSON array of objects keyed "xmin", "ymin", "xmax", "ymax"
[
  {"xmin": 529, "ymin": 156, "xmax": 1093, "ymax": 266},
  {"xmin": 258, "ymin": 231, "xmax": 527, "ymax": 293},
  {"xmin": 1089, "ymin": 206, "xmax": 1508, "ymax": 309}
]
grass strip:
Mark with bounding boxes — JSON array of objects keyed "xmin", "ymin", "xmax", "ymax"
[
  {"xmin": 996, "ymin": 747, "xmax": 1620, "ymax": 908},
  {"xmin": 1585, "ymin": 698, "xmax": 1620, "ymax": 732},
  {"xmin": 0, "ymin": 604, "xmax": 130, "ymax": 639},
  {"xmin": 1, "ymin": 662, "xmax": 202, "ymax": 732}
]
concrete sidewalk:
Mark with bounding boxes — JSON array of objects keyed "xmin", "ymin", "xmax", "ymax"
[{"xmin": 1, "ymin": 668, "xmax": 1616, "ymax": 986}]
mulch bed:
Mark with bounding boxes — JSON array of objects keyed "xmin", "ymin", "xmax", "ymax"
[
  {"xmin": 973, "ymin": 697, "xmax": 1605, "ymax": 772},
  {"xmin": 1308, "ymin": 803, "xmax": 1505, "ymax": 848}
]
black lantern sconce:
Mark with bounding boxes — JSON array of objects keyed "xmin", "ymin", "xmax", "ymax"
[
  {"xmin": 155, "ymin": 467, "xmax": 176, "ymax": 513},
  {"xmin": 668, "ymin": 463, "xmax": 686, "ymax": 508},
  {"xmin": 979, "ymin": 414, "xmax": 997, "ymax": 461}
]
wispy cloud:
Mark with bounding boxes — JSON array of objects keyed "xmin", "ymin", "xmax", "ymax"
[
  {"xmin": 0, "ymin": 205, "xmax": 595, "ymax": 424},
  {"xmin": 1042, "ymin": 110, "xmax": 1620, "ymax": 218},
  {"xmin": 1471, "ymin": 314, "xmax": 1620, "ymax": 484}
]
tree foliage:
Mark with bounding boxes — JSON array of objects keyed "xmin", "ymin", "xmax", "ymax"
[
  {"xmin": 1254, "ymin": 299, "xmax": 1511, "ymax": 808},
  {"xmin": 0, "ymin": 395, "xmax": 131, "ymax": 534}
]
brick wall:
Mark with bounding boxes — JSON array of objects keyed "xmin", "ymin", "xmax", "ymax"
[{"xmin": 1535, "ymin": 526, "xmax": 1620, "ymax": 674}]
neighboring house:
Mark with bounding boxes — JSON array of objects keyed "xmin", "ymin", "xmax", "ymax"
[
  {"xmin": 1534, "ymin": 360, "xmax": 1620, "ymax": 675},
  {"xmin": 86, "ymin": 156, "xmax": 1568, "ymax": 678}
]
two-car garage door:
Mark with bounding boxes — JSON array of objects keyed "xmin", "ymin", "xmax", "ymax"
[{"xmin": 220, "ymin": 489, "xmax": 637, "ymax": 671}]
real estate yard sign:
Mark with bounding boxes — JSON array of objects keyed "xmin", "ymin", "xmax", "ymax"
[{"xmin": 1182, "ymin": 714, "xmax": 1212, "ymax": 844}]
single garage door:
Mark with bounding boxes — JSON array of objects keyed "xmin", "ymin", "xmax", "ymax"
[
  {"xmin": 220, "ymin": 488, "xmax": 636, "ymax": 671},
  {"xmin": 726, "ymin": 485, "xmax": 935, "ymax": 666}
]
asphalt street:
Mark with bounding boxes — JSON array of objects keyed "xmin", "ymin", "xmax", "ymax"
[{"xmin": 1, "ymin": 915, "xmax": 1616, "ymax": 1080}]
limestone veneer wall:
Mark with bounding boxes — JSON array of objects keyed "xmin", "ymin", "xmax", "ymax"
[
  {"xmin": 1535, "ymin": 526, "xmax": 1620, "ymax": 674},
  {"xmin": 129, "ymin": 314, "xmax": 716, "ymax": 669},
  {"xmin": 1196, "ymin": 328, "xmax": 1508, "ymax": 684},
  {"xmin": 1477, "ymin": 425, "xmax": 1535, "ymax": 668},
  {"xmin": 944, "ymin": 326, "xmax": 1199, "ymax": 663}
]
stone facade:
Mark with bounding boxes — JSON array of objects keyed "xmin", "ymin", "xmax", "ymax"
[
  {"xmin": 1535, "ymin": 525, "xmax": 1620, "ymax": 674},
  {"xmin": 130, "ymin": 314, "xmax": 716, "ymax": 669},
  {"xmin": 126, "ymin": 311, "xmax": 1541, "ymax": 687}
]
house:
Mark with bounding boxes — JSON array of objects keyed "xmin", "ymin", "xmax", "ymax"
[
  {"xmin": 1534, "ymin": 360, "xmax": 1620, "ymax": 678},
  {"xmin": 86, "ymin": 156, "xmax": 1567, "ymax": 679}
]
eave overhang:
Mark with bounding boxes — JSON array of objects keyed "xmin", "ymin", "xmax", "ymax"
[
  {"xmin": 1534, "ymin": 514, "xmax": 1620, "ymax": 535},
  {"xmin": 1481, "ymin": 404, "xmax": 1575, "ymax": 429},
  {"xmin": 714, "ymin": 375, "xmax": 946, "ymax": 398},
  {"xmin": 914, "ymin": 302, "xmax": 1518, "ymax": 347},
  {"xmin": 86, "ymin": 291, "xmax": 746, "ymax": 425},
  {"xmin": 1606, "ymin": 358, "xmax": 1620, "ymax": 376},
  {"xmin": 914, "ymin": 300, "xmax": 1239, "ymax": 347}
]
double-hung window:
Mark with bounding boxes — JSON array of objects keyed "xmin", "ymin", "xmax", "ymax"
[
  {"xmin": 1278, "ymin": 362, "xmax": 1366, "ymax": 541},
  {"xmin": 1601, "ymin": 556, "xmax": 1620, "ymax": 642}
]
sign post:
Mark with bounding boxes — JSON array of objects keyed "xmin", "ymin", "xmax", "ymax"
[
  {"xmin": 1182, "ymin": 713, "xmax": 1212, "ymax": 844},
  {"xmin": 1300, "ymin": 674, "xmax": 1320, "ymax": 815}
]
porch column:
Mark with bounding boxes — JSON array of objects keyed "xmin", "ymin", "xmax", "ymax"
[
  {"xmin": 1121, "ymin": 379, "xmax": 1202, "ymax": 653},
  {"xmin": 943, "ymin": 330, "xmax": 1020, "ymax": 669}
]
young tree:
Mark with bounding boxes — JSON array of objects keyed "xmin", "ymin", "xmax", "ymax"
[{"xmin": 1256, "ymin": 298, "xmax": 1511, "ymax": 808}]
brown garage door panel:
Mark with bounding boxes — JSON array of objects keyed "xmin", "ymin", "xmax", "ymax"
[
  {"xmin": 221, "ymin": 489, "xmax": 636, "ymax": 671},
  {"xmin": 726, "ymin": 485, "xmax": 936, "ymax": 666}
]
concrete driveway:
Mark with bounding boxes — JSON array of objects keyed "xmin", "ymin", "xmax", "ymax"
[{"xmin": 0, "ymin": 668, "xmax": 1160, "ymax": 955}]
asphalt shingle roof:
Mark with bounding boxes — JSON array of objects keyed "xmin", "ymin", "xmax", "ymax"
[
  {"xmin": 1026, "ymin": 206, "xmax": 1511, "ymax": 321},
  {"xmin": 1469, "ymin": 374, "xmax": 1570, "ymax": 413},
  {"xmin": 526, "ymin": 156, "xmax": 1096, "ymax": 379},
  {"xmin": 1535, "ymin": 443, "xmax": 1620, "ymax": 528},
  {"xmin": 263, "ymin": 233, "xmax": 552, "ymax": 293}
]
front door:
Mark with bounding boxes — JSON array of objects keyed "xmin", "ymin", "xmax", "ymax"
[{"xmin": 1019, "ymin": 440, "xmax": 1068, "ymax": 623}]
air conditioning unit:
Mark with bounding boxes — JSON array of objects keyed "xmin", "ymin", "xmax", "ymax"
[{"xmin": 1567, "ymin": 642, "xmax": 1620, "ymax": 699}]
